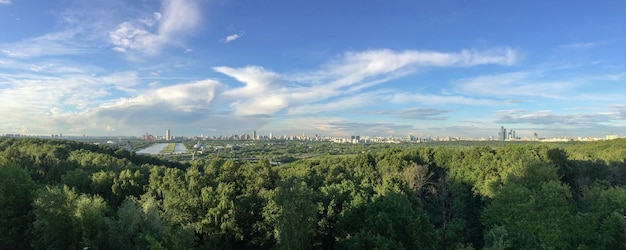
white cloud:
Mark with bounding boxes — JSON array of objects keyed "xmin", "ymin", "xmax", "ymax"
[
  {"xmin": 216, "ymin": 48, "xmax": 517, "ymax": 116},
  {"xmin": 495, "ymin": 107, "xmax": 626, "ymax": 126},
  {"xmin": 0, "ymin": 45, "xmax": 520, "ymax": 135},
  {"xmin": 109, "ymin": 0, "xmax": 200, "ymax": 56},
  {"xmin": 313, "ymin": 48, "xmax": 518, "ymax": 90},
  {"xmin": 0, "ymin": 61, "xmax": 145, "ymax": 134},
  {"xmin": 0, "ymin": 1, "xmax": 137, "ymax": 59},
  {"xmin": 98, "ymin": 79, "xmax": 221, "ymax": 111},
  {"xmin": 286, "ymin": 92, "xmax": 379, "ymax": 115},
  {"xmin": 389, "ymin": 93, "xmax": 498, "ymax": 106},
  {"xmin": 0, "ymin": 0, "xmax": 11, "ymax": 4},
  {"xmin": 220, "ymin": 33, "xmax": 244, "ymax": 43},
  {"xmin": 606, "ymin": 72, "xmax": 626, "ymax": 81},
  {"xmin": 0, "ymin": 31, "xmax": 92, "ymax": 58},
  {"xmin": 215, "ymin": 66, "xmax": 335, "ymax": 115},
  {"xmin": 562, "ymin": 42, "xmax": 602, "ymax": 49},
  {"xmin": 320, "ymin": 121, "xmax": 413, "ymax": 136},
  {"xmin": 216, "ymin": 66, "xmax": 283, "ymax": 97},
  {"xmin": 25, "ymin": 79, "xmax": 224, "ymax": 135},
  {"xmin": 378, "ymin": 107, "xmax": 451, "ymax": 120},
  {"xmin": 455, "ymin": 72, "xmax": 571, "ymax": 99},
  {"xmin": 109, "ymin": 22, "xmax": 159, "ymax": 54}
]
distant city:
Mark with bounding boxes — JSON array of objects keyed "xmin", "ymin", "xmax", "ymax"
[{"xmin": 2, "ymin": 127, "xmax": 623, "ymax": 144}]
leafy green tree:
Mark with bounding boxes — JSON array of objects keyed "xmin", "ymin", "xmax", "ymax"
[
  {"xmin": 314, "ymin": 179, "xmax": 358, "ymax": 249},
  {"xmin": 338, "ymin": 191, "xmax": 437, "ymax": 250},
  {"xmin": 482, "ymin": 163, "xmax": 577, "ymax": 249},
  {"xmin": 74, "ymin": 194, "xmax": 109, "ymax": 249},
  {"xmin": 106, "ymin": 197, "xmax": 144, "ymax": 248},
  {"xmin": 272, "ymin": 178, "xmax": 317, "ymax": 250},
  {"xmin": 91, "ymin": 170, "xmax": 116, "ymax": 203},
  {"xmin": 30, "ymin": 186, "xmax": 80, "ymax": 250},
  {"xmin": 112, "ymin": 168, "xmax": 146, "ymax": 204},
  {"xmin": 576, "ymin": 183, "xmax": 626, "ymax": 249},
  {"xmin": 61, "ymin": 168, "xmax": 92, "ymax": 193},
  {"xmin": 483, "ymin": 225, "xmax": 510, "ymax": 250},
  {"xmin": 106, "ymin": 196, "xmax": 194, "ymax": 249},
  {"xmin": 0, "ymin": 164, "xmax": 36, "ymax": 249}
]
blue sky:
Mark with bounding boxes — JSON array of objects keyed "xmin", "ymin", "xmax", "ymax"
[{"xmin": 1, "ymin": 0, "xmax": 625, "ymax": 139}]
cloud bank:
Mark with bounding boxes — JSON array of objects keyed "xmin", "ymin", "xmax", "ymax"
[{"xmin": 0, "ymin": 47, "xmax": 519, "ymax": 135}]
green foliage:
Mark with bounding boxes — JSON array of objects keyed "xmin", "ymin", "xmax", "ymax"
[
  {"xmin": 272, "ymin": 178, "xmax": 317, "ymax": 250},
  {"xmin": 0, "ymin": 164, "xmax": 36, "ymax": 249},
  {"xmin": 3, "ymin": 137, "xmax": 626, "ymax": 249},
  {"xmin": 31, "ymin": 185, "xmax": 80, "ymax": 250},
  {"xmin": 338, "ymin": 191, "xmax": 437, "ymax": 250}
]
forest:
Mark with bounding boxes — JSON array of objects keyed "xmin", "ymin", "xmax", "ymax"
[{"xmin": 1, "ymin": 137, "xmax": 626, "ymax": 249}]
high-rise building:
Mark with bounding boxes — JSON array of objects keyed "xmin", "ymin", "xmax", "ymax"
[
  {"xmin": 498, "ymin": 126, "xmax": 506, "ymax": 141},
  {"xmin": 508, "ymin": 129, "xmax": 516, "ymax": 140},
  {"xmin": 165, "ymin": 130, "xmax": 171, "ymax": 141}
]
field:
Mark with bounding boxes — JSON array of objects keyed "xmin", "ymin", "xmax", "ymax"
[{"xmin": 159, "ymin": 143, "xmax": 176, "ymax": 154}]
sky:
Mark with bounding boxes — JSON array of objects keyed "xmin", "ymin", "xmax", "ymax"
[{"xmin": 1, "ymin": 0, "xmax": 625, "ymax": 139}]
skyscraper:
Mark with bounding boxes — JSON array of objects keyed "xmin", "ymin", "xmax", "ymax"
[
  {"xmin": 508, "ymin": 129, "xmax": 516, "ymax": 140},
  {"xmin": 498, "ymin": 126, "xmax": 506, "ymax": 141},
  {"xmin": 165, "ymin": 130, "xmax": 171, "ymax": 141}
]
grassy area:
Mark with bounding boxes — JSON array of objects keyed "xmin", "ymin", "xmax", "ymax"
[{"xmin": 160, "ymin": 143, "xmax": 176, "ymax": 154}]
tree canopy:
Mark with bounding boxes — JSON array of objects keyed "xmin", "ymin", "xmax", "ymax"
[{"xmin": 1, "ymin": 137, "xmax": 626, "ymax": 249}]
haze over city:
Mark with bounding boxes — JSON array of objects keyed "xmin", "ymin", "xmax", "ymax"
[{"xmin": 1, "ymin": 0, "xmax": 625, "ymax": 139}]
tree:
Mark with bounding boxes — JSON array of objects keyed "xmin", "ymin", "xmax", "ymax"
[
  {"xmin": 272, "ymin": 178, "xmax": 317, "ymax": 250},
  {"xmin": 112, "ymin": 168, "xmax": 146, "ymax": 204},
  {"xmin": 30, "ymin": 186, "xmax": 80, "ymax": 250},
  {"xmin": 338, "ymin": 191, "xmax": 437, "ymax": 250},
  {"xmin": 0, "ymin": 164, "xmax": 36, "ymax": 249},
  {"xmin": 403, "ymin": 163, "xmax": 436, "ymax": 197},
  {"xmin": 74, "ymin": 194, "xmax": 109, "ymax": 249},
  {"xmin": 482, "ymin": 163, "xmax": 577, "ymax": 249}
]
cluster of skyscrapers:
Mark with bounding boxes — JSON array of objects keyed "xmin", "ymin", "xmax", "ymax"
[{"xmin": 498, "ymin": 126, "xmax": 516, "ymax": 141}]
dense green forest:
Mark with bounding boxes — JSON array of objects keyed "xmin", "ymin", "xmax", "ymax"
[{"xmin": 1, "ymin": 138, "xmax": 626, "ymax": 249}]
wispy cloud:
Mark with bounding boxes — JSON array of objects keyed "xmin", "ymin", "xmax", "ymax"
[
  {"xmin": 377, "ymin": 107, "xmax": 451, "ymax": 120},
  {"xmin": 216, "ymin": 48, "xmax": 518, "ymax": 116},
  {"xmin": 0, "ymin": 1, "xmax": 131, "ymax": 59},
  {"xmin": 0, "ymin": 63, "xmax": 142, "ymax": 133},
  {"xmin": 315, "ymin": 48, "xmax": 518, "ymax": 90},
  {"xmin": 561, "ymin": 42, "xmax": 603, "ymax": 49},
  {"xmin": 605, "ymin": 72, "xmax": 626, "ymax": 81},
  {"xmin": 220, "ymin": 32, "xmax": 244, "ymax": 43},
  {"xmin": 318, "ymin": 121, "xmax": 414, "ymax": 136},
  {"xmin": 0, "ymin": 32, "xmax": 93, "ymax": 58},
  {"xmin": 0, "ymin": 0, "xmax": 11, "ymax": 5},
  {"xmin": 389, "ymin": 93, "xmax": 497, "ymax": 106},
  {"xmin": 286, "ymin": 92, "xmax": 380, "ymax": 115},
  {"xmin": 0, "ymin": 44, "xmax": 519, "ymax": 135},
  {"xmin": 109, "ymin": 0, "xmax": 200, "ymax": 56},
  {"xmin": 215, "ymin": 66, "xmax": 293, "ymax": 115},
  {"xmin": 42, "ymin": 79, "xmax": 223, "ymax": 134},
  {"xmin": 495, "ymin": 106, "xmax": 626, "ymax": 126},
  {"xmin": 455, "ymin": 72, "xmax": 570, "ymax": 99}
]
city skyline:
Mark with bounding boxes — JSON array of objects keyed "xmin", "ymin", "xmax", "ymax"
[{"xmin": 1, "ymin": 1, "xmax": 625, "ymax": 138}]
